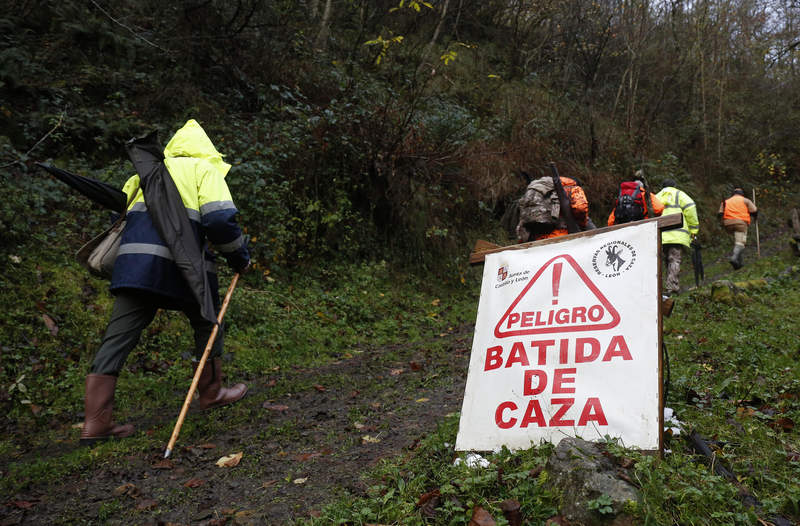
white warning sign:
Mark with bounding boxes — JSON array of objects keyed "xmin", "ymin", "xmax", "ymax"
[{"xmin": 456, "ymin": 222, "xmax": 661, "ymax": 452}]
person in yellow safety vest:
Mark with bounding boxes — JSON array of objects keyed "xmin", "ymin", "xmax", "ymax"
[
  {"xmin": 79, "ymin": 120, "xmax": 251, "ymax": 445},
  {"xmin": 718, "ymin": 187, "xmax": 758, "ymax": 269},
  {"xmin": 656, "ymin": 178, "xmax": 699, "ymax": 295}
]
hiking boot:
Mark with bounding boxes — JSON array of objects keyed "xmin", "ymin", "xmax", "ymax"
[
  {"xmin": 79, "ymin": 374, "xmax": 135, "ymax": 446},
  {"xmin": 662, "ymin": 296, "xmax": 675, "ymax": 317},
  {"xmin": 195, "ymin": 358, "xmax": 248, "ymax": 411},
  {"xmin": 729, "ymin": 245, "xmax": 744, "ymax": 270}
]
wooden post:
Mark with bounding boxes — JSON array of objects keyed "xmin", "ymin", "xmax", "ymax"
[
  {"xmin": 752, "ymin": 189, "xmax": 760, "ymax": 258},
  {"xmin": 790, "ymin": 209, "xmax": 800, "ymax": 256}
]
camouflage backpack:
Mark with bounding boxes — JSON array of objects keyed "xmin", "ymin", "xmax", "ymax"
[{"xmin": 516, "ymin": 176, "xmax": 560, "ymax": 241}]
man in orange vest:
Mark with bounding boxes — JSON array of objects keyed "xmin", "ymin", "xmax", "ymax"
[{"xmin": 718, "ymin": 188, "xmax": 758, "ymax": 269}]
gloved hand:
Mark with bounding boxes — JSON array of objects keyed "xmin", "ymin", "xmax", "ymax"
[{"xmin": 238, "ymin": 260, "xmax": 252, "ymax": 275}]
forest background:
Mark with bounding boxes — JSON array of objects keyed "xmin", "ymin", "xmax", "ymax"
[
  {"xmin": 1, "ymin": 1, "xmax": 800, "ymax": 524},
  {"xmin": 3, "ymin": 0, "xmax": 799, "ymax": 270}
]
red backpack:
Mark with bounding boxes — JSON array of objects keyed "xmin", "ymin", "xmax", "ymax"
[{"xmin": 614, "ymin": 181, "xmax": 646, "ymax": 224}]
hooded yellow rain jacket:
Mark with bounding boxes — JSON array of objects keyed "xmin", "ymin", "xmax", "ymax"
[{"xmin": 110, "ymin": 120, "xmax": 249, "ymax": 303}]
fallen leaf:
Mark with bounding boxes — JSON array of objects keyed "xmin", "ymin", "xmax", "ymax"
[
  {"xmin": 416, "ymin": 398, "xmax": 430, "ymax": 403},
  {"xmin": 183, "ymin": 478, "xmax": 205, "ymax": 488},
  {"xmin": 234, "ymin": 510, "xmax": 259, "ymax": 521},
  {"xmin": 136, "ymin": 499, "xmax": 157, "ymax": 510},
  {"xmin": 772, "ymin": 417, "xmax": 795, "ymax": 432},
  {"xmin": 431, "ymin": 298, "xmax": 441, "ymax": 306},
  {"xmin": 72, "ymin": 422, "xmax": 84, "ymax": 429},
  {"xmin": 390, "ymin": 368, "xmax": 405, "ymax": 376},
  {"xmin": 416, "ymin": 489, "xmax": 441, "ymax": 507},
  {"xmin": 409, "ymin": 361, "xmax": 423, "ymax": 371},
  {"xmin": 469, "ymin": 505, "xmax": 497, "ymax": 526},
  {"xmin": 500, "ymin": 499, "xmax": 522, "ymax": 526},
  {"xmin": 353, "ymin": 422, "xmax": 366, "ymax": 430},
  {"xmin": 362, "ymin": 435, "xmax": 381, "ymax": 444},
  {"xmin": 295, "ymin": 452, "xmax": 322, "ymax": 462},
  {"xmin": 10, "ymin": 500, "xmax": 34, "ymax": 509},
  {"xmin": 417, "ymin": 489, "xmax": 441, "ymax": 518},
  {"xmin": 293, "ymin": 477, "xmax": 308, "ymax": 484},
  {"xmin": 197, "ymin": 443, "xmax": 217, "ymax": 449},
  {"xmin": 113, "ymin": 483, "xmax": 139, "ymax": 497},
  {"xmin": 216, "ymin": 451, "xmax": 243, "ymax": 468},
  {"xmin": 262, "ymin": 480, "xmax": 278, "ymax": 488},
  {"xmin": 313, "ymin": 384, "xmax": 326, "ymax": 392},
  {"xmin": 152, "ymin": 459, "xmax": 174, "ymax": 470},
  {"xmin": 263, "ymin": 403, "xmax": 289, "ymax": 412},
  {"xmin": 737, "ymin": 407, "xmax": 756, "ymax": 418},
  {"xmin": 42, "ymin": 313, "xmax": 58, "ymax": 336}
]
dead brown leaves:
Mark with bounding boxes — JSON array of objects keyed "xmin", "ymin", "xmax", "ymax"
[{"xmin": 216, "ymin": 452, "xmax": 243, "ymax": 468}]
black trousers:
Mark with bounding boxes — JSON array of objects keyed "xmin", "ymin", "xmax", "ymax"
[{"xmin": 91, "ymin": 290, "xmax": 222, "ymax": 375}]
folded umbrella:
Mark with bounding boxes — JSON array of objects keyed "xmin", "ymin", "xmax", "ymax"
[
  {"xmin": 35, "ymin": 163, "xmax": 126, "ymax": 212},
  {"xmin": 691, "ymin": 239, "xmax": 704, "ymax": 287}
]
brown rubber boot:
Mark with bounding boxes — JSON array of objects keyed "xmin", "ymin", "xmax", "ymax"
[
  {"xmin": 79, "ymin": 374, "xmax": 135, "ymax": 446},
  {"xmin": 195, "ymin": 358, "xmax": 248, "ymax": 410}
]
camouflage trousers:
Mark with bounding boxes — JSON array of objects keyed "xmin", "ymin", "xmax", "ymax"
[{"xmin": 662, "ymin": 244, "xmax": 684, "ymax": 295}]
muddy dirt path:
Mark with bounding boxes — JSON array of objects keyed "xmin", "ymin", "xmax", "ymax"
[{"xmin": 1, "ymin": 325, "xmax": 474, "ymax": 525}]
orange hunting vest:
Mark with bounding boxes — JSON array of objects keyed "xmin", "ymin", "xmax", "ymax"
[{"xmin": 722, "ymin": 194, "xmax": 751, "ymax": 224}]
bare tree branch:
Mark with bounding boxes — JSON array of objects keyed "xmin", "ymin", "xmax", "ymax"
[
  {"xmin": 89, "ymin": 0, "xmax": 169, "ymax": 52},
  {"xmin": 0, "ymin": 112, "xmax": 65, "ymax": 170}
]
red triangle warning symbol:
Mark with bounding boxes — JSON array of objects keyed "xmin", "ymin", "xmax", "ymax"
[{"xmin": 494, "ymin": 254, "xmax": 620, "ymax": 338}]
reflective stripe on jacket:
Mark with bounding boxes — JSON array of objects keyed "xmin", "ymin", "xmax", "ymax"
[
  {"xmin": 110, "ymin": 120, "xmax": 249, "ymax": 303},
  {"xmin": 655, "ymin": 186, "xmax": 699, "ymax": 247},
  {"xmin": 721, "ymin": 194, "xmax": 754, "ymax": 224}
]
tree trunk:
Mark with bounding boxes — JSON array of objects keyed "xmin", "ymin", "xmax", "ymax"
[
  {"xmin": 416, "ymin": 0, "xmax": 451, "ymax": 76},
  {"xmin": 314, "ymin": 0, "xmax": 333, "ymax": 50}
]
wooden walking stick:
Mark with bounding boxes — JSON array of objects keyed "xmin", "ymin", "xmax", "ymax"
[
  {"xmin": 753, "ymin": 189, "xmax": 761, "ymax": 258},
  {"xmin": 164, "ymin": 273, "xmax": 240, "ymax": 459}
]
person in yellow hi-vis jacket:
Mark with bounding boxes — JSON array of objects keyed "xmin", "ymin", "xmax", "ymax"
[
  {"xmin": 79, "ymin": 120, "xmax": 251, "ymax": 445},
  {"xmin": 656, "ymin": 178, "xmax": 699, "ymax": 295}
]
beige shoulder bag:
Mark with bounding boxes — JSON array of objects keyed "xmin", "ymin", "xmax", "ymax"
[{"xmin": 76, "ymin": 185, "xmax": 139, "ymax": 279}]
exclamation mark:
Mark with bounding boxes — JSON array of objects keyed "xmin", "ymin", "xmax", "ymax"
[{"xmin": 552, "ymin": 262, "xmax": 562, "ymax": 305}]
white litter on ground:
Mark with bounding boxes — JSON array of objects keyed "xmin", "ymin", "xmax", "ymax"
[
  {"xmin": 664, "ymin": 406, "xmax": 683, "ymax": 436},
  {"xmin": 454, "ymin": 452, "xmax": 490, "ymax": 468}
]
